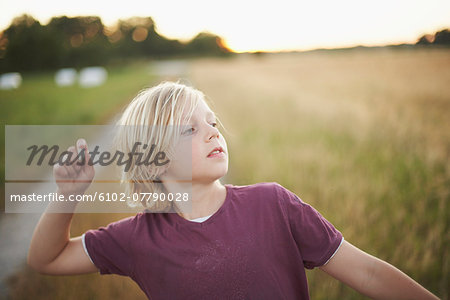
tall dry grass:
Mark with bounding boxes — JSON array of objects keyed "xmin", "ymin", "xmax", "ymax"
[
  {"xmin": 188, "ymin": 48, "xmax": 449, "ymax": 299},
  {"xmin": 6, "ymin": 48, "xmax": 449, "ymax": 299}
]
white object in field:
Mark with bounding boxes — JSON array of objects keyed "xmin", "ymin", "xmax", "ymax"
[
  {"xmin": 150, "ymin": 60, "xmax": 188, "ymax": 78},
  {"xmin": 78, "ymin": 67, "xmax": 107, "ymax": 88},
  {"xmin": 55, "ymin": 68, "xmax": 77, "ymax": 86},
  {"xmin": 0, "ymin": 72, "xmax": 22, "ymax": 90}
]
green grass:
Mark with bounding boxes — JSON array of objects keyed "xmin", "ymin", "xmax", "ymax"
[{"xmin": 0, "ymin": 62, "xmax": 156, "ymax": 124}]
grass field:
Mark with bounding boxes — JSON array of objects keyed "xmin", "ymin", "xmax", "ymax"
[{"xmin": 4, "ymin": 48, "xmax": 450, "ymax": 299}]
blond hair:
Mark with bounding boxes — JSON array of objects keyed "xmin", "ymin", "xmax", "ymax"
[{"xmin": 114, "ymin": 80, "xmax": 205, "ymax": 212}]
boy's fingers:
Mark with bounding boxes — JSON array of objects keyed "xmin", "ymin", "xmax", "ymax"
[
  {"xmin": 73, "ymin": 142, "xmax": 83, "ymax": 170},
  {"xmin": 64, "ymin": 146, "xmax": 78, "ymax": 177},
  {"xmin": 84, "ymin": 147, "xmax": 91, "ymax": 167},
  {"xmin": 63, "ymin": 164, "xmax": 77, "ymax": 179},
  {"xmin": 76, "ymin": 138, "xmax": 86, "ymax": 152},
  {"xmin": 76, "ymin": 138, "xmax": 90, "ymax": 166},
  {"xmin": 67, "ymin": 146, "xmax": 78, "ymax": 164},
  {"xmin": 53, "ymin": 163, "xmax": 68, "ymax": 178}
]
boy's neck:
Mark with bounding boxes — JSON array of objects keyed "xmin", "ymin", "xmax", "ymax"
[{"xmin": 175, "ymin": 180, "xmax": 226, "ymax": 220}]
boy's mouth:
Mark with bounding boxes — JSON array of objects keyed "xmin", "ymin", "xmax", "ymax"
[{"xmin": 207, "ymin": 147, "xmax": 224, "ymax": 157}]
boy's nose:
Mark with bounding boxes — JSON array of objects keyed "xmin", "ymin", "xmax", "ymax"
[
  {"xmin": 207, "ymin": 127, "xmax": 220, "ymax": 141},
  {"xmin": 209, "ymin": 132, "xmax": 219, "ymax": 140}
]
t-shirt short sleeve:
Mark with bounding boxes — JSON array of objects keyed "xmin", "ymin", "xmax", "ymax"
[
  {"xmin": 275, "ymin": 183, "xmax": 344, "ymax": 269},
  {"xmin": 83, "ymin": 216, "xmax": 136, "ymax": 276}
]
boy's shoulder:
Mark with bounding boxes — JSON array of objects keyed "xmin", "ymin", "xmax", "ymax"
[
  {"xmin": 93, "ymin": 214, "xmax": 142, "ymax": 232},
  {"xmin": 230, "ymin": 181, "xmax": 285, "ymax": 193},
  {"xmin": 228, "ymin": 181, "xmax": 290, "ymax": 204}
]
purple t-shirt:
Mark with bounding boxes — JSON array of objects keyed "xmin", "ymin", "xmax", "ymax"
[{"xmin": 83, "ymin": 182, "xmax": 343, "ymax": 299}]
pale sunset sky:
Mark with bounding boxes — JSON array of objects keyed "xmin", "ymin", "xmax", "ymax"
[{"xmin": 1, "ymin": 0, "xmax": 449, "ymax": 52}]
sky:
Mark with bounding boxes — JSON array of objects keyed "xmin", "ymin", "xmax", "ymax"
[{"xmin": 1, "ymin": 0, "xmax": 449, "ymax": 52}]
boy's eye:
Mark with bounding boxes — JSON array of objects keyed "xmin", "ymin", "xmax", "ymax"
[
  {"xmin": 182, "ymin": 127, "xmax": 195, "ymax": 135},
  {"xmin": 211, "ymin": 122, "xmax": 217, "ymax": 127}
]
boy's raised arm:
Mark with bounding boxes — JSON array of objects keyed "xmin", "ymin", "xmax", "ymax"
[
  {"xmin": 27, "ymin": 139, "xmax": 98, "ymax": 275},
  {"xmin": 319, "ymin": 240, "xmax": 439, "ymax": 299}
]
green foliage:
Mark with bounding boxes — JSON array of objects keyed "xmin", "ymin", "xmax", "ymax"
[
  {"xmin": 0, "ymin": 14, "xmax": 233, "ymax": 72},
  {"xmin": 0, "ymin": 15, "xmax": 61, "ymax": 71}
]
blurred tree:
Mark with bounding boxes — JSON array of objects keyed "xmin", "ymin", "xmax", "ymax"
[
  {"xmin": 416, "ymin": 34, "xmax": 434, "ymax": 45},
  {"xmin": 110, "ymin": 17, "xmax": 145, "ymax": 58},
  {"xmin": 184, "ymin": 32, "xmax": 232, "ymax": 56},
  {"xmin": 110, "ymin": 17, "xmax": 185, "ymax": 59},
  {"xmin": 141, "ymin": 22, "xmax": 185, "ymax": 57},
  {"xmin": 0, "ymin": 14, "xmax": 233, "ymax": 72},
  {"xmin": 433, "ymin": 29, "xmax": 450, "ymax": 45},
  {"xmin": 47, "ymin": 16, "xmax": 110, "ymax": 67},
  {"xmin": 0, "ymin": 14, "xmax": 61, "ymax": 72},
  {"xmin": 416, "ymin": 29, "xmax": 450, "ymax": 46}
]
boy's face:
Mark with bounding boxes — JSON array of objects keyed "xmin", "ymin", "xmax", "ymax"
[{"xmin": 163, "ymin": 99, "xmax": 228, "ymax": 184}]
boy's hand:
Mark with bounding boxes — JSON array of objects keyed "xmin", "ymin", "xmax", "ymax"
[{"xmin": 53, "ymin": 138, "xmax": 95, "ymax": 196}]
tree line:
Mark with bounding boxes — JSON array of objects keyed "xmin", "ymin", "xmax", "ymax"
[
  {"xmin": 416, "ymin": 29, "xmax": 450, "ymax": 46},
  {"xmin": 0, "ymin": 14, "xmax": 233, "ymax": 72}
]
